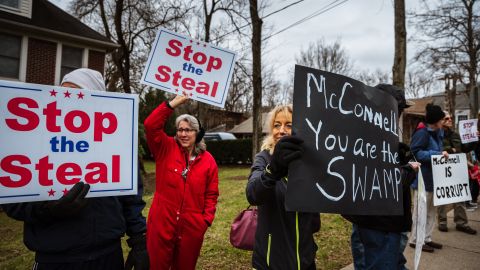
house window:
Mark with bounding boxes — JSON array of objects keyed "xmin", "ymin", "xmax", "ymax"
[
  {"xmin": 0, "ymin": 33, "xmax": 21, "ymax": 79},
  {"xmin": 61, "ymin": 45, "xmax": 83, "ymax": 79},
  {"xmin": 457, "ymin": 115, "xmax": 468, "ymax": 122},
  {"xmin": 0, "ymin": 0, "xmax": 20, "ymax": 9}
]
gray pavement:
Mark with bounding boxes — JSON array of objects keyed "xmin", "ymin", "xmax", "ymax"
[{"xmin": 341, "ymin": 206, "xmax": 480, "ymax": 270}]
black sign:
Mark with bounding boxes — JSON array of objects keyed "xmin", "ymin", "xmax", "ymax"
[{"xmin": 286, "ymin": 65, "xmax": 402, "ymax": 215}]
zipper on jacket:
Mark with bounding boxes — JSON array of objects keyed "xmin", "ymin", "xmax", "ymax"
[
  {"xmin": 267, "ymin": 233, "xmax": 272, "ymax": 267},
  {"xmin": 296, "ymin": 212, "xmax": 300, "ymax": 270}
]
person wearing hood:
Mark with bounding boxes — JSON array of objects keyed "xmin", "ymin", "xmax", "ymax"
[
  {"xmin": 408, "ymin": 103, "xmax": 448, "ymax": 252},
  {"xmin": 3, "ymin": 68, "xmax": 148, "ymax": 270}
]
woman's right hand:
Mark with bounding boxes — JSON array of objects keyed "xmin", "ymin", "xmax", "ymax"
[{"xmin": 168, "ymin": 95, "xmax": 189, "ymax": 109}]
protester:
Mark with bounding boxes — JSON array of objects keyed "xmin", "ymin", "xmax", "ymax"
[
  {"xmin": 409, "ymin": 103, "xmax": 447, "ymax": 252},
  {"xmin": 344, "ymin": 84, "xmax": 419, "ymax": 270},
  {"xmin": 436, "ymin": 113, "xmax": 476, "ymax": 234},
  {"xmin": 144, "ymin": 95, "xmax": 219, "ymax": 269},
  {"xmin": 3, "ymin": 68, "xmax": 148, "ymax": 270},
  {"xmin": 467, "ymin": 154, "xmax": 480, "ymax": 211},
  {"xmin": 246, "ymin": 105, "xmax": 320, "ymax": 270}
]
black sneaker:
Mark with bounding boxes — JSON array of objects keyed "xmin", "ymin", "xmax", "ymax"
[
  {"xmin": 425, "ymin": 241, "xmax": 443, "ymax": 249},
  {"xmin": 409, "ymin": 243, "xmax": 434, "ymax": 252},
  {"xmin": 438, "ymin": 224, "xmax": 448, "ymax": 232},
  {"xmin": 456, "ymin": 225, "xmax": 477, "ymax": 235}
]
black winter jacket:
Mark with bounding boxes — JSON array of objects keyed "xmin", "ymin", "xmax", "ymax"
[
  {"xmin": 246, "ymin": 150, "xmax": 319, "ymax": 270},
  {"xmin": 2, "ymin": 169, "xmax": 146, "ymax": 263}
]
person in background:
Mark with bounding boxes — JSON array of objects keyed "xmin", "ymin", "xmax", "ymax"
[
  {"xmin": 3, "ymin": 68, "xmax": 148, "ymax": 270},
  {"xmin": 467, "ymin": 153, "xmax": 479, "ymax": 211},
  {"xmin": 436, "ymin": 113, "xmax": 476, "ymax": 234},
  {"xmin": 409, "ymin": 103, "xmax": 447, "ymax": 252},
  {"xmin": 144, "ymin": 95, "xmax": 219, "ymax": 269},
  {"xmin": 344, "ymin": 84, "xmax": 419, "ymax": 270},
  {"xmin": 246, "ymin": 105, "xmax": 320, "ymax": 270}
]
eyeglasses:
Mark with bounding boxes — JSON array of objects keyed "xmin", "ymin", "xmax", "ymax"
[
  {"xmin": 444, "ymin": 117, "xmax": 452, "ymax": 121},
  {"xmin": 177, "ymin": 128, "xmax": 196, "ymax": 134}
]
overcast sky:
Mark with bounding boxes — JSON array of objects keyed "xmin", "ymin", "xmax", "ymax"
[
  {"xmin": 52, "ymin": 0, "xmax": 423, "ymax": 84},
  {"xmin": 262, "ymin": 0, "xmax": 422, "ymax": 82}
]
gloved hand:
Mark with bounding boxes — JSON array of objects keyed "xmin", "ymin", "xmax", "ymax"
[
  {"xmin": 34, "ymin": 182, "xmax": 90, "ymax": 221},
  {"xmin": 398, "ymin": 142, "xmax": 411, "ymax": 165},
  {"xmin": 266, "ymin": 136, "xmax": 304, "ymax": 180},
  {"xmin": 125, "ymin": 234, "xmax": 149, "ymax": 270}
]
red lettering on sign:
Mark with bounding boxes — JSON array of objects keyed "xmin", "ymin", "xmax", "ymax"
[
  {"xmin": 5, "ymin": 97, "xmax": 39, "ymax": 131},
  {"xmin": 94, "ymin": 112, "xmax": 117, "ymax": 142},
  {"xmin": 0, "ymin": 155, "xmax": 32, "ymax": 188}
]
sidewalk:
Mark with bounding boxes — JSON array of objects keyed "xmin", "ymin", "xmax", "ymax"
[{"xmin": 341, "ymin": 206, "xmax": 480, "ymax": 270}]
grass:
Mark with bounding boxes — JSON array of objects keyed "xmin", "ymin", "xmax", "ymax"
[{"xmin": 0, "ymin": 162, "xmax": 352, "ymax": 269}]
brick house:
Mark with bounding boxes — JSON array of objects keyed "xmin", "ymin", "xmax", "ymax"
[{"xmin": 0, "ymin": 0, "xmax": 117, "ymax": 85}]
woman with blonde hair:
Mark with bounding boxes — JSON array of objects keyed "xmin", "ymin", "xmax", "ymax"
[{"xmin": 246, "ymin": 105, "xmax": 320, "ymax": 270}]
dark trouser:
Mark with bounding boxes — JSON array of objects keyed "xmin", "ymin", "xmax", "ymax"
[
  {"xmin": 470, "ymin": 178, "xmax": 479, "ymax": 203},
  {"xmin": 351, "ymin": 224, "xmax": 365, "ymax": 270},
  {"xmin": 32, "ymin": 245, "xmax": 124, "ymax": 270},
  {"xmin": 356, "ymin": 227, "xmax": 402, "ymax": 270}
]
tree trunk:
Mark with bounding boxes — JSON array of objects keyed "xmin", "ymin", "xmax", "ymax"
[
  {"xmin": 249, "ymin": 0, "xmax": 263, "ymax": 160},
  {"xmin": 392, "ymin": 0, "xmax": 406, "ymax": 89},
  {"xmin": 465, "ymin": 0, "xmax": 478, "ymax": 118}
]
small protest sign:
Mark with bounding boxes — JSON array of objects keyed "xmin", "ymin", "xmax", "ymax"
[
  {"xmin": 431, "ymin": 153, "xmax": 471, "ymax": 206},
  {"xmin": 141, "ymin": 28, "xmax": 236, "ymax": 108},
  {"xmin": 286, "ymin": 65, "xmax": 402, "ymax": 215},
  {"xmin": 458, "ymin": 119, "xmax": 478, "ymax": 144},
  {"xmin": 0, "ymin": 80, "xmax": 138, "ymax": 204}
]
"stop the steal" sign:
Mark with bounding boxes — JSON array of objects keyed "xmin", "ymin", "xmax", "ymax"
[
  {"xmin": 141, "ymin": 28, "xmax": 236, "ymax": 108},
  {"xmin": 0, "ymin": 80, "xmax": 138, "ymax": 204}
]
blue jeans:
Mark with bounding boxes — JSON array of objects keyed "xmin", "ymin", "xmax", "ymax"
[
  {"xmin": 399, "ymin": 232, "xmax": 409, "ymax": 270},
  {"xmin": 356, "ymin": 227, "xmax": 402, "ymax": 270},
  {"xmin": 351, "ymin": 224, "xmax": 365, "ymax": 270}
]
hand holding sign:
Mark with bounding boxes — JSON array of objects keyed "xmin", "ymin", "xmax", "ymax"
[
  {"xmin": 267, "ymin": 136, "xmax": 304, "ymax": 180},
  {"xmin": 34, "ymin": 182, "xmax": 90, "ymax": 221},
  {"xmin": 169, "ymin": 95, "xmax": 190, "ymax": 109}
]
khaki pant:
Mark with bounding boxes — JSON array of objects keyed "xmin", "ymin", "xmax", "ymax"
[
  {"xmin": 410, "ymin": 191, "xmax": 436, "ymax": 244},
  {"xmin": 437, "ymin": 203, "xmax": 468, "ymax": 226}
]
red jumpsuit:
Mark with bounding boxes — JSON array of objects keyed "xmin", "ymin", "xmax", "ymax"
[{"xmin": 144, "ymin": 102, "xmax": 219, "ymax": 269}]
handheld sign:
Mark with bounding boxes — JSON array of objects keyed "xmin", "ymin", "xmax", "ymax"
[
  {"xmin": 458, "ymin": 119, "xmax": 478, "ymax": 144},
  {"xmin": 0, "ymin": 80, "xmax": 138, "ymax": 204},
  {"xmin": 286, "ymin": 65, "xmax": 402, "ymax": 215},
  {"xmin": 431, "ymin": 153, "xmax": 471, "ymax": 206},
  {"xmin": 141, "ymin": 28, "xmax": 237, "ymax": 108}
]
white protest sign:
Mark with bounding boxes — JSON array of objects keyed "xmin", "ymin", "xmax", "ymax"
[
  {"xmin": 141, "ymin": 28, "xmax": 236, "ymax": 108},
  {"xmin": 0, "ymin": 80, "xmax": 138, "ymax": 204},
  {"xmin": 459, "ymin": 119, "xmax": 478, "ymax": 144},
  {"xmin": 431, "ymin": 153, "xmax": 471, "ymax": 206},
  {"xmin": 414, "ymin": 168, "xmax": 427, "ymax": 270}
]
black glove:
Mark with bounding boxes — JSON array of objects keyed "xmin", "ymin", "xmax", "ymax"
[
  {"xmin": 398, "ymin": 142, "xmax": 411, "ymax": 165},
  {"xmin": 125, "ymin": 234, "xmax": 149, "ymax": 270},
  {"xmin": 34, "ymin": 182, "xmax": 90, "ymax": 221},
  {"xmin": 266, "ymin": 136, "xmax": 304, "ymax": 180}
]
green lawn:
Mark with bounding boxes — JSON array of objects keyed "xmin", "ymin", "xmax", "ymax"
[{"xmin": 0, "ymin": 162, "xmax": 352, "ymax": 269}]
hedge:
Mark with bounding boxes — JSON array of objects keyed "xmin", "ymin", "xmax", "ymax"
[{"xmin": 206, "ymin": 139, "xmax": 252, "ymax": 164}]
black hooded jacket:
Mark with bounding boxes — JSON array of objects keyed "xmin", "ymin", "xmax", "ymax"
[{"xmin": 2, "ymin": 169, "xmax": 146, "ymax": 263}]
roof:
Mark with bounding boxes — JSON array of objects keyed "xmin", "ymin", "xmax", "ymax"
[
  {"xmin": 229, "ymin": 113, "xmax": 270, "ymax": 134},
  {"xmin": 0, "ymin": 0, "xmax": 117, "ymax": 50},
  {"xmin": 404, "ymin": 97, "xmax": 434, "ymax": 116}
]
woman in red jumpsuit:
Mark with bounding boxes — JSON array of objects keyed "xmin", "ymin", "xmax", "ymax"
[{"xmin": 144, "ymin": 95, "xmax": 219, "ymax": 269}]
